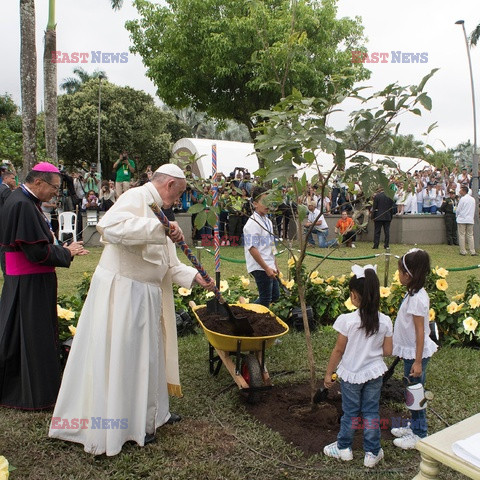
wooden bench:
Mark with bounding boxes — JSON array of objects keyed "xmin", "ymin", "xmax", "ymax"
[{"xmin": 414, "ymin": 413, "xmax": 480, "ymax": 479}]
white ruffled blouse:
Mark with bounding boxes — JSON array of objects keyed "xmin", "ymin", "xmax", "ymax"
[{"xmin": 333, "ymin": 311, "xmax": 393, "ymax": 384}]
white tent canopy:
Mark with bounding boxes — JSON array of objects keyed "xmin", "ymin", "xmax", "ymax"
[{"xmin": 171, "ymin": 138, "xmax": 430, "ymax": 181}]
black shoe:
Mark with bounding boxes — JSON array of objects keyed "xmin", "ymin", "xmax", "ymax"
[
  {"xmin": 372, "ymin": 246, "xmax": 378, "ymax": 249},
  {"xmin": 166, "ymin": 413, "xmax": 182, "ymax": 425},
  {"xmin": 144, "ymin": 433, "xmax": 156, "ymax": 445}
]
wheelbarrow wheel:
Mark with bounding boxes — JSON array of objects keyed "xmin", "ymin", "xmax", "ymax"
[{"xmin": 241, "ymin": 354, "xmax": 263, "ymax": 404}]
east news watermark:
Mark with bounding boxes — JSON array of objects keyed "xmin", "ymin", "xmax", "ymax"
[
  {"xmin": 351, "ymin": 51, "xmax": 428, "ymax": 64},
  {"xmin": 51, "ymin": 417, "xmax": 128, "ymax": 429},
  {"xmin": 52, "ymin": 51, "xmax": 128, "ymax": 64}
]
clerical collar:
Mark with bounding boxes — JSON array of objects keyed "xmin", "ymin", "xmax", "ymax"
[{"xmin": 20, "ymin": 184, "xmax": 42, "ymax": 205}]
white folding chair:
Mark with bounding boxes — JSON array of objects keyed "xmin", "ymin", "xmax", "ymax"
[{"xmin": 58, "ymin": 211, "xmax": 77, "ymax": 243}]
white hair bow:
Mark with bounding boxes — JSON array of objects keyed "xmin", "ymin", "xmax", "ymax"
[{"xmin": 351, "ymin": 264, "xmax": 377, "ymax": 279}]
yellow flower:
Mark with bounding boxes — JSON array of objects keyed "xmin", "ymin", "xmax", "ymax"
[
  {"xmin": 326, "ymin": 275, "xmax": 335, "ymax": 284},
  {"xmin": 68, "ymin": 325, "xmax": 77, "ymax": 336},
  {"xmin": 278, "ymin": 271, "xmax": 284, "ymax": 279},
  {"xmin": 240, "ymin": 275, "xmax": 250, "ymax": 287},
  {"xmin": 311, "ymin": 276, "xmax": 324, "ymax": 285},
  {"xmin": 178, "ymin": 287, "xmax": 192, "ymax": 296},
  {"xmin": 337, "ymin": 275, "xmax": 346, "ymax": 284},
  {"xmin": 393, "ymin": 270, "xmax": 400, "ymax": 283},
  {"xmin": 468, "ymin": 294, "xmax": 480, "ymax": 309},
  {"xmin": 429, "ymin": 309, "xmax": 435, "ymax": 321},
  {"xmin": 219, "ymin": 280, "xmax": 229, "ymax": 293},
  {"xmin": 310, "ymin": 271, "xmax": 319, "ymax": 280},
  {"xmin": 243, "ymin": 297, "xmax": 250, "ymax": 303},
  {"xmin": 287, "ymin": 257, "xmax": 296, "ymax": 268},
  {"xmin": 344, "ymin": 297, "xmax": 357, "ymax": 311},
  {"xmin": 463, "ymin": 316, "xmax": 478, "ymax": 333},
  {"xmin": 205, "ymin": 291, "xmax": 215, "ymax": 298},
  {"xmin": 380, "ymin": 287, "xmax": 391, "ymax": 298},
  {"xmin": 325, "ymin": 285, "xmax": 334, "ymax": 295},
  {"xmin": 452, "ymin": 292, "xmax": 465, "ymax": 302},
  {"xmin": 389, "ymin": 307, "xmax": 395, "ymax": 314},
  {"xmin": 286, "ymin": 280, "xmax": 295, "ymax": 290},
  {"xmin": 436, "ymin": 279, "xmax": 448, "ymax": 291},
  {"xmin": 447, "ymin": 302, "xmax": 464, "ymax": 314},
  {"xmin": 0, "ymin": 456, "xmax": 9, "ymax": 479},
  {"xmin": 434, "ymin": 267, "xmax": 448, "ymax": 278},
  {"xmin": 57, "ymin": 305, "xmax": 75, "ymax": 321}
]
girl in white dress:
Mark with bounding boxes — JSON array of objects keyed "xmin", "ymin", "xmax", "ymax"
[
  {"xmin": 323, "ymin": 265, "xmax": 393, "ymax": 468},
  {"xmin": 391, "ymin": 248, "xmax": 437, "ymax": 450}
]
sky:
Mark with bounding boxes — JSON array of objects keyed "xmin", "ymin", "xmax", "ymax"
[{"xmin": 1, "ymin": 0, "xmax": 479, "ymax": 151}]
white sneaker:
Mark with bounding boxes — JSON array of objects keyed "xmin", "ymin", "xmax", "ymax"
[
  {"xmin": 391, "ymin": 424, "xmax": 413, "ymax": 438},
  {"xmin": 364, "ymin": 449, "xmax": 384, "ymax": 468},
  {"xmin": 351, "ymin": 243, "xmax": 356, "ymax": 248},
  {"xmin": 323, "ymin": 441, "xmax": 353, "ymax": 461},
  {"xmin": 393, "ymin": 433, "xmax": 421, "ymax": 450}
]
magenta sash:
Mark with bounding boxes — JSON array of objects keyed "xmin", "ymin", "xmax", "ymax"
[{"xmin": 5, "ymin": 251, "xmax": 55, "ymax": 275}]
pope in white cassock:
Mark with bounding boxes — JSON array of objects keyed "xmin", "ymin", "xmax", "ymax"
[{"xmin": 49, "ymin": 164, "xmax": 214, "ymax": 456}]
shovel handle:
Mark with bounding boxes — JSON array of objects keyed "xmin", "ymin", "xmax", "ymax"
[{"xmin": 149, "ymin": 202, "xmax": 223, "ymax": 303}]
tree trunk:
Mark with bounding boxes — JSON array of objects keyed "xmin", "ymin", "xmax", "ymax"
[
  {"xmin": 20, "ymin": 0, "xmax": 37, "ymax": 173},
  {"xmin": 44, "ymin": 28, "xmax": 57, "ymax": 164}
]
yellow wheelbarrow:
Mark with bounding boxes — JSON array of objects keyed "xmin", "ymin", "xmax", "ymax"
[{"xmin": 190, "ymin": 302, "xmax": 289, "ymax": 404}]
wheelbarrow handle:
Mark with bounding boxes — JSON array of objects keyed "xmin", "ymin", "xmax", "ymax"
[{"xmin": 149, "ymin": 202, "xmax": 223, "ymax": 303}]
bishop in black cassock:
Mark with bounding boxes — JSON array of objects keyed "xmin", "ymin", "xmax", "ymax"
[{"xmin": 0, "ymin": 162, "xmax": 88, "ymax": 410}]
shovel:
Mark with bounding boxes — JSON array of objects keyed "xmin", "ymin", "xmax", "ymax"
[
  {"xmin": 313, "ymin": 373, "xmax": 337, "ymax": 404},
  {"xmin": 149, "ymin": 203, "xmax": 254, "ymax": 336}
]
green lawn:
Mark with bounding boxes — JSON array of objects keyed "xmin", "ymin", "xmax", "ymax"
[{"xmin": 1, "ymin": 242, "xmax": 479, "ymax": 479}]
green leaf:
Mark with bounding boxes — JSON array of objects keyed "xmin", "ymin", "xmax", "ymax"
[
  {"xmin": 416, "ymin": 92, "xmax": 432, "ymax": 111},
  {"xmin": 207, "ymin": 210, "xmax": 218, "ymax": 228},
  {"xmin": 416, "ymin": 68, "xmax": 440, "ymax": 93},
  {"xmin": 188, "ymin": 203, "xmax": 205, "ymax": 214},
  {"xmin": 194, "ymin": 210, "xmax": 207, "ymax": 230}
]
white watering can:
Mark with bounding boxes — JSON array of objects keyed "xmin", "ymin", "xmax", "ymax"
[{"xmin": 405, "ymin": 382, "xmax": 434, "ymax": 410}]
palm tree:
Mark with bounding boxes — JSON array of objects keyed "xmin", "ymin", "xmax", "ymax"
[
  {"xmin": 470, "ymin": 23, "xmax": 480, "ymax": 47},
  {"xmin": 60, "ymin": 68, "xmax": 107, "ymax": 94},
  {"xmin": 20, "ymin": 0, "xmax": 37, "ymax": 172},
  {"xmin": 44, "ymin": 0, "xmax": 57, "ymax": 163}
]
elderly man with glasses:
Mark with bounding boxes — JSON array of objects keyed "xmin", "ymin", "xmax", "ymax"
[{"xmin": 0, "ymin": 162, "xmax": 89, "ymax": 411}]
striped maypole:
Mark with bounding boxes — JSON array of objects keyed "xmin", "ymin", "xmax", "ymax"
[{"xmin": 212, "ymin": 144, "xmax": 220, "ymax": 282}]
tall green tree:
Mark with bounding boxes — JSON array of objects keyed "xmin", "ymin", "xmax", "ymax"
[
  {"xmin": 20, "ymin": 0, "xmax": 37, "ymax": 172},
  {"xmin": 44, "ymin": 0, "xmax": 58, "ymax": 164},
  {"xmin": 470, "ymin": 23, "xmax": 480, "ymax": 46},
  {"xmin": 127, "ymin": 0, "xmax": 369, "ymax": 142},
  {"xmin": 60, "ymin": 67, "xmax": 108, "ymax": 95},
  {"xmin": 0, "ymin": 94, "xmax": 23, "ymax": 165},
  {"xmin": 57, "ymin": 81, "xmax": 188, "ymax": 175}
]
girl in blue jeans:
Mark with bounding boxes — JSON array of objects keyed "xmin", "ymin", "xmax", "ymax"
[
  {"xmin": 391, "ymin": 249, "xmax": 437, "ymax": 449},
  {"xmin": 323, "ymin": 264, "xmax": 393, "ymax": 468}
]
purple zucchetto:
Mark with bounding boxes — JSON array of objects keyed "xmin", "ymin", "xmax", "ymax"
[{"xmin": 32, "ymin": 162, "xmax": 61, "ymax": 173}]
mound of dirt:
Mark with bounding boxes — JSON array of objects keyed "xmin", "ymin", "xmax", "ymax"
[
  {"xmin": 197, "ymin": 306, "xmax": 286, "ymax": 337},
  {"xmin": 245, "ymin": 379, "xmax": 408, "ymax": 455}
]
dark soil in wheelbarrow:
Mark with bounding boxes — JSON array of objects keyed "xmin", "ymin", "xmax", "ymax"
[
  {"xmin": 244, "ymin": 378, "xmax": 408, "ymax": 456},
  {"xmin": 197, "ymin": 306, "xmax": 286, "ymax": 337}
]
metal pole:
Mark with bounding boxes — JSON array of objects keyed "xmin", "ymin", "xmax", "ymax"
[
  {"xmin": 456, "ymin": 20, "xmax": 479, "ymax": 249},
  {"xmin": 97, "ymin": 77, "xmax": 102, "ymax": 179}
]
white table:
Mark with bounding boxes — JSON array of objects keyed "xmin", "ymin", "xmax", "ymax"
[{"xmin": 414, "ymin": 413, "xmax": 480, "ymax": 479}]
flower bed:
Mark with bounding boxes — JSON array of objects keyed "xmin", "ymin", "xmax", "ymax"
[{"xmin": 57, "ymin": 267, "xmax": 480, "ymax": 348}]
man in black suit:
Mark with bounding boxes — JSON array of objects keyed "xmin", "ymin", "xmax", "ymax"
[{"xmin": 371, "ymin": 187, "xmax": 395, "ymax": 249}]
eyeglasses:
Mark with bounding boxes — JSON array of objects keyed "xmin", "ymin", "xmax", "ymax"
[{"xmin": 42, "ymin": 179, "xmax": 61, "ymax": 192}]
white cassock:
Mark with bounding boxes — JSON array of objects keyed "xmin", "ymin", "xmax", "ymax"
[{"xmin": 49, "ymin": 182, "xmax": 197, "ymax": 456}]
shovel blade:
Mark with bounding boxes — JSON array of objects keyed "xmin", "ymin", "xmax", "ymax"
[{"xmin": 313, "ymin": 387, "xmax": 329, "ymax": 404}]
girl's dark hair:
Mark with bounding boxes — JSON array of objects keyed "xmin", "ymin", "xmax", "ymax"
[
  {"xmin": 398, "ymin": 249, "xmax": 431, "ymax": 295},
  {"xmin": 349, "ymin": 268, "xmax": 380, "ymax": 337}
]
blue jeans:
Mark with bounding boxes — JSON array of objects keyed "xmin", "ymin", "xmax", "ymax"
[
  {"xmin": 305, "ymin": 228, "xmax": 336, "ymax": 248},
  {"xmin": 250, "ymin": 270, "xmax": 280, "ymax": 307},
  {"xmin": 403, "ymin": 357, "xmax": 429, "ymax": 438},
  {"xmin": 337, "ymin": 376, "xmax": 383, "ymax": 455}
]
